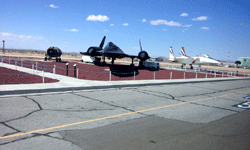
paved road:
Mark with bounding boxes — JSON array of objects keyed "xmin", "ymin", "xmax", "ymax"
[{"xmin": 0, "ymin": 80, "xmax": 249, "ymax": 149}]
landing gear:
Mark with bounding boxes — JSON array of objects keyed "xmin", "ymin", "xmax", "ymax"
[
  {"xmin": 44, "ymin": 55, "xmax": 61, "ymax": 62},
  {"xmin": 111, "ymin": 57, "xmax": 115, "ymax": 65},
  {"xmin": 102, "ymin": 55, "xmax": 106, "ymax": 65},
  {"xmin": 44, "ymin": 54, "xmax": 47, "ymax": 61},
  {"xmin": 130, "ymin": 57, "xmax": 136, "ymax": 69},
  {"xmin": 56, "ymin": 58, "xmax": 61, "ymax": 62},
  {"xmin": 44, "ymin": 56, "xmax": 51, "ymax": 61},
  {"xmin": 190, "ymin": 64, "xmax": 193, "ymax": 69}
]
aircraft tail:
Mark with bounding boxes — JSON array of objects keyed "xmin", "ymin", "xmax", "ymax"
[
  {"xmin": 169, "ymin": 46, "xmax": 175, "ymax": 61},
  {"xmin": 99, "ymin": 36, "xmax": 106, "ymax": 49},
  {"xmin": 181, "ymin": 47, "xmax": 187, "ymax": 56}
]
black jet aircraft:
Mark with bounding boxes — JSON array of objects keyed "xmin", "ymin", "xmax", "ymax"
[{"xmin": 80, "ymin": 36, "xmax": 150, "ymax": 66}]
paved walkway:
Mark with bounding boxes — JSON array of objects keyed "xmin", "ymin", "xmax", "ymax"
[{"xmin": 0, "ymin": 63, "xmax": 249, "ymax": 93}]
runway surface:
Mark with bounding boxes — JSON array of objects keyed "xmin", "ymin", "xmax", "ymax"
[{"xmin": 0, "ymin": 80, "xmax": 250, "ymax": 149}]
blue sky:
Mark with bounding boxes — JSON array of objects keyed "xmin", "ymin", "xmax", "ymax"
[{"xmin": 1, "ymin": 0, "xmax": 249, "ymax": 61}]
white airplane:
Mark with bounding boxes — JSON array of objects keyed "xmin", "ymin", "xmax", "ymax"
[{"xmin": 169, "ymin": 46, "xmax": 220, "ymax": 69}]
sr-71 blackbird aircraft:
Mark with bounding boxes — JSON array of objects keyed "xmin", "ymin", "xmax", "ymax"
[
  {"xmin": 80, "ymin": 36, "xmax": 150, "ymax": 67},
  {"xmin": 169, "ymin": 46, "xmax": 220, "ymax": 69}
]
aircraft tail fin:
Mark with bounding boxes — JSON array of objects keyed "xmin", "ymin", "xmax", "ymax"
[
  {"xmin": 169, "ymin": 46, "xmax": 175, "ymax": 61},
  {"xmin": 181, "ymin": 47, "xmax": 187, "ymax": 56},
  {"xmin": 139, "ymin": 40, "xmax": 142, "ymax": 51},
  {"xmin": 99, "ymin": 36, "xmax": 106, "ymax": 49}
]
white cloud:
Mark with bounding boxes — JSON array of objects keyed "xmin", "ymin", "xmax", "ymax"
[
  {"xmin": 182, "ymin": 29, "xmax": 189, "ymax": 32},
  {"xmin": 0, "ymin": 32, "xmax": 45, "ymax": 49},
  {"xmin": 1, "ymin": 32, "xmax": 44, "ymax": 40},
  {"xmin": 192, "ymin": 16, "xmax": 208, "ymax": 21},
  {"xmin": 71, "ymin": 29, "xmax": 79, "ymax": 32},
  {"xmin": 150, "ymin": 20, "xmax": 181, "ymax": 26},
  {"xmin": 110, "ymin": 24, "xmax": 114, "ymax": 26},
  {"xmin": 180, "ymin": 13, "xmax": 188, "ymax": 17},
  {"xmin": 103, "ymin": 29, "xmax": 109, "ymax": 32},
  {"xmin": 1, "ymin": 32, "xmax": 11, "ymax": 37},
  {"xmin": 183, "ymin": 24, "xmax": 192, "ymax": 27},
  {"xmin": 142, "ymin": 19, "xmax": 146, "ymax": 22},
  {"xmin": 86, "ymin": 15, "xmax": 109, "ymax": 22},
  {"xmin": 65, "ymin": 29, "xmax": 79, "ymax": 32},
  {"xmin": 201, "ymin": 27, "xmax": 209, "ymax": 30},
  {"xmin": 123, "ymin": 23, "xmax": 129, "ymax": 26},
  {"xmin": 49, "ymin": 4, "xmax": 58, "ymax": 8},
  {"xmin": 162, "ymin": 28, "xmax": 167, "ymax": 31}
]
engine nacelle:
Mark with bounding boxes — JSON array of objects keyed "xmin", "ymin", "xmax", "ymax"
[
  {"xmin": 87, "ymin": 47, "xmax": 102, "ymax": 56},
  {"xmin": 138, "ymin": 51, "xmax": 149, "ymax": 61}
]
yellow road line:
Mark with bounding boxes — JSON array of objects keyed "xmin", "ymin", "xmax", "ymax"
[{"xmin": 0, "ymin": 91, "xmax": 247, "ymax": 140}]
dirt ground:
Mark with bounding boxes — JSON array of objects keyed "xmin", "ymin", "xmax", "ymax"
[{"xmin": 0, "ymin": 67, "xmax": 59, "ymax": 85}]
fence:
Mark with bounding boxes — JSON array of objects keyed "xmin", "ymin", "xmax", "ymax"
[
  {"xmin": 159, "ymin": 64, "xmax": 250, "ymax": 78},
  {"xmin": 0, "ymin": 56, "xmax": 249, "ymax": 84},
  {"xmin": 0, "ymin": 57, "xmax": 56, "ymax": 84}
]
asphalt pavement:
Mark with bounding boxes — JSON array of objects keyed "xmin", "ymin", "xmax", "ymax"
[{"xmin": 0, "ymin": 80, "xmax": 249, "ymax": 149}]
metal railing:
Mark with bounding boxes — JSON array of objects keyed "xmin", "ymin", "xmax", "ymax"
[{"xmin": 0, "ymin": 56, "xmax": 249, "ymax": 83}]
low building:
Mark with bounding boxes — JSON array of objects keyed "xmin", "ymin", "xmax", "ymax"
[
  {"xmin": 236, "ymin": 57, "xmax": 250, "ymax": 68},
  {"xmin": 146, "ymin": 57, "xmax": 163, "ymax": 62},
  {"xmin": 155, "ymin": 57, "xmax": 164, "ymax": 62},
  {"xmin": 147, "ymin": 57, "xmax": 156, "ymax": 62}
]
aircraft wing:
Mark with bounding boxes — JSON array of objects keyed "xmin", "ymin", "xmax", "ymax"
[
  {"xmin": 103, "ymin": 42, "xmax": 141, "ymax": 59},
  {"xmin": 178, "ymin": 57, "xmax": 201, "ymax": 64},
  {"xmin": 101, "ymin": 53, "xmax": 138, "ymax": 59},
  {"xmin": 192, "ymin": 58, "xmax": 200, "ymax": 64},
  {"xmin": 124, "ymin": 54, "xmax": 138, "ymax": 59},
  {"xmin": 81, "ymin": 41, "xmax": 149, "ymax": 61},
  {"xmin": 177, "ymin": 57, "xmax": 194, "ymax": 64},
  {"xmin": 80, "ymin": 52, "xmax": 88, "ymax": 55},
  {"xmin": 81, "ymin": 51, "xmax": 140, "ymax": 59}
]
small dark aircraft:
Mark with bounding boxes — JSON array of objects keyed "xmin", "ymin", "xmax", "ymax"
[
  {"xmin": 45, "ymin": 46, "xmax": 62, "ymax": 62},
  {"xmin": 80, "ymin": 36, "xmax": 150, "ymax": 67}
]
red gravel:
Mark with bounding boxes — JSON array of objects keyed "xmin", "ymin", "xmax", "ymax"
[
  {"xmin": 0, "ymin": 56, "xmax": 232, "ymax": 82},
  {"xmin": 0, "ymin": 67, "xmax": 59, "ymax": 85}
]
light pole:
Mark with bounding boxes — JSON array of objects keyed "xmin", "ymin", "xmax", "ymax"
[
  {"xmin": 66, "ymin": 63, "xmax": 69, "ymax": 76},
  {"xmin": 2, "ymin": 40, "xmax": 5, "ymax": 54},
  {"xmin": 73, "ymin": 64, "xmax": 77, "ymax": 78}
]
